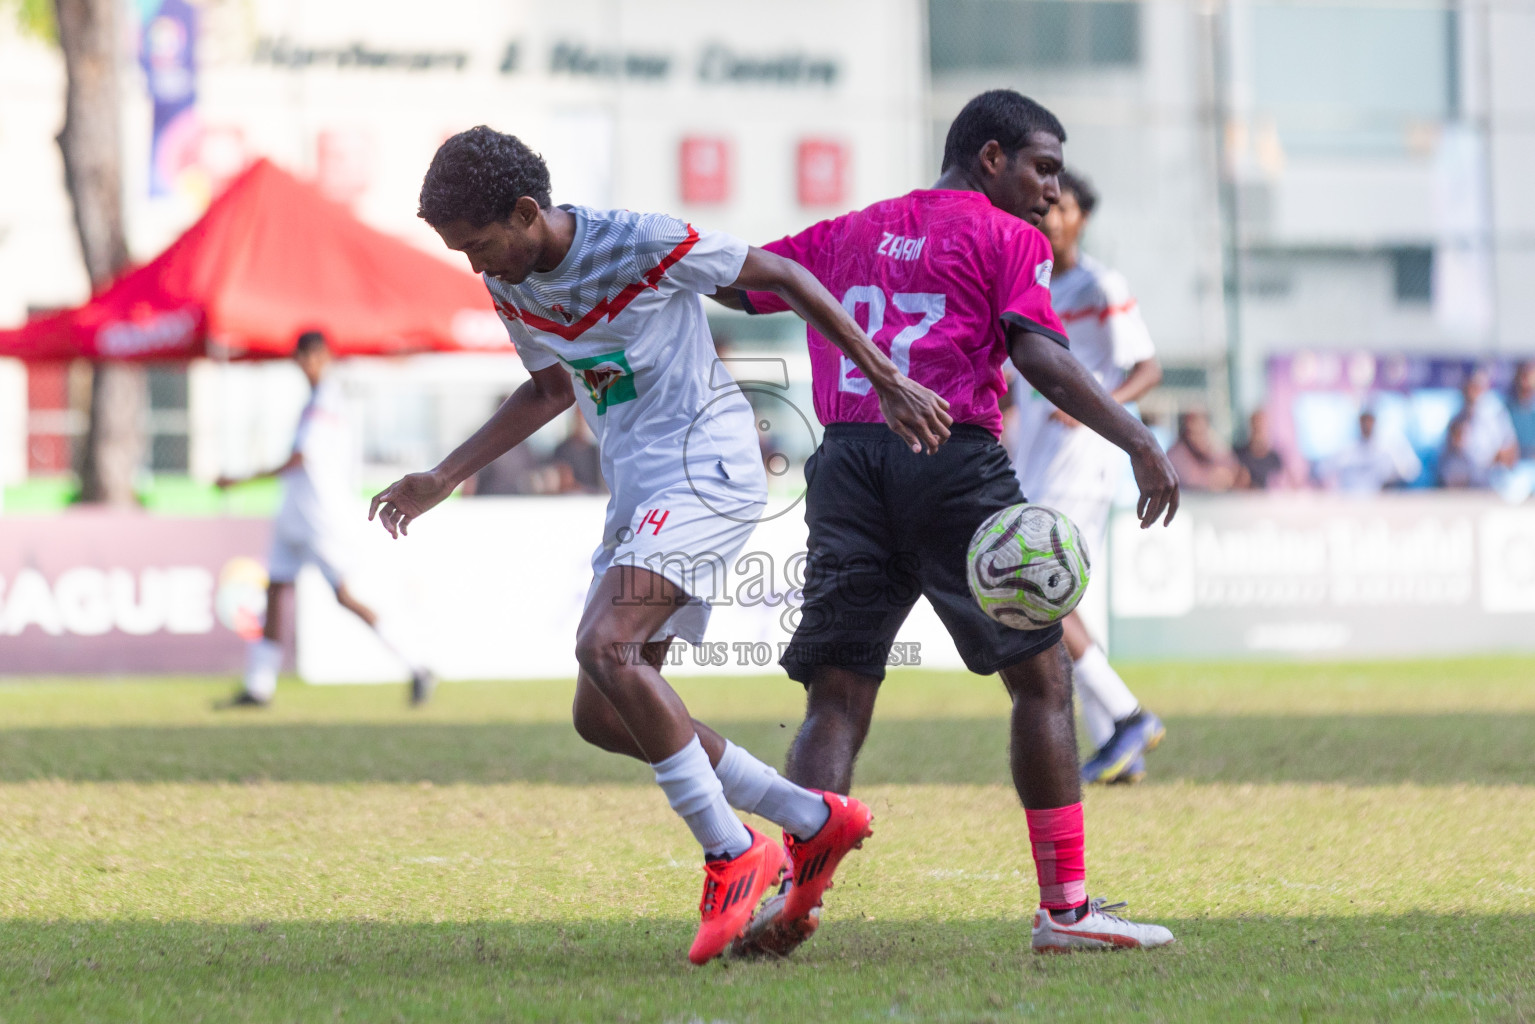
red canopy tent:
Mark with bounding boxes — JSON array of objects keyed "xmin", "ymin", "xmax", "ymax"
[{"xmin": 0, "ymin": 159, "xmax": 507, "ymax": 361}]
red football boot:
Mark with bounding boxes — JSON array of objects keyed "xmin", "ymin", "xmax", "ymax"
[
  {"xmin": 779, "ymin": 791, "xmax": 874, "ymax": 923},
  {"xmin": 687, "ymin": 827, "xmax": 785, "ymax": 965}
]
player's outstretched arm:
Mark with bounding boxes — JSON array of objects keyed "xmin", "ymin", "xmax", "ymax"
[
  {"xmin": 215, "ymin": 451, "xmax": 302, "ymax": 489},
  {"xmin": 727, "ymin": 247, "xmax": 953, "ymax": 453},
  {"xmin": 1009, "ymin": 327, "xmax": 1179, "ymax": 528},
  {"xmin": 369, "ymin": 364, "xmax": 575, "ymax": 538}
]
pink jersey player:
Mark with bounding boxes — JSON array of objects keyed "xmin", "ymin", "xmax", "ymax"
[
  {"xmin": 720, "ymin": 90, "xmax": 1180, "ymax": 961},
  {"xmin": 741, "ymin": 188, "xmax": 1068, "ymax": 437}
]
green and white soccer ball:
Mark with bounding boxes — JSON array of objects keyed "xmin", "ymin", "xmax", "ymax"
[{"xmin": 966, "ymin": 503, "xmax": 1091, "ymax": 630}]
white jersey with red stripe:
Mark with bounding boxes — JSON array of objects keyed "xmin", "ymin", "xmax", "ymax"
[
  {"xmin": 487, "ymin": 205, "xmax": 763, "ymax": 497},
  {"xmin": 275, "ymin": 378, "xmax": 357, "ymax": 541},
  {"xmin": 1011, "ymin": 254, "xmax": 1155, "ymax": 555},
  {"xmin": 486, "ymin": 206, "xmax": 767, "ymax": 635}
]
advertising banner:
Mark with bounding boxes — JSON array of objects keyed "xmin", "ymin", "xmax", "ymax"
[
  {"xmin": 296, "ymin": 497, "xmax": 967, "ymax": 683},
  {"xmin": 1108, "ymin": 494, "xmax": 1535, "ymax": 659},
  {"xmin": 0, "ymin": 514, "xmax": 272, "ymax": 673},
  {"xmin": 139, "ymin": 0, "xmax": 198, "ymax": 198}
]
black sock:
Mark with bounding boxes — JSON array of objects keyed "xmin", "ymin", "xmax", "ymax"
[{"xmin": 1049, "ymin": 900, "xmax": 1090, "ymax": 924}]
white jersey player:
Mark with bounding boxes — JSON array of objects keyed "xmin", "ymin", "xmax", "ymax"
[
  {"xmin": 217, "ymin": 331, "xmax": 436, "ymax": 707},
  {"xmin": 369, "ymin": 127, "xmax": 950, "ymax": 963},
  {"xmin": 1009, "ymin": 171, "xmax": 1166, "ymax": 784}
]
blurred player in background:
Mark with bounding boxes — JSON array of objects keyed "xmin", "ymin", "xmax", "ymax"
[
  {"xmin": 719, "ymin": 90, "xmax": 1179, "ymax": 956},
  {"xmin": 1009, "ymin": 170, "xmax": 1167, "ymax": 785},
  {"xmin": 216, "ymin": 331, "xmax": 437, "ymax": 707},
  {"xmin": 368, "ymin": 127, "xmax": 950, "ymax": 964}
]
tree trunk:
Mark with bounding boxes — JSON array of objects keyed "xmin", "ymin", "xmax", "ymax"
[{"xmin": 54, "ymin": 0, "xmax": 145, "ymax": 505}]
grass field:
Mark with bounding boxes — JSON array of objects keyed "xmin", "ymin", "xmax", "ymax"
[{"xmin": 2, "ymin": 659, "xmax": 1533, "ymax": 1022}]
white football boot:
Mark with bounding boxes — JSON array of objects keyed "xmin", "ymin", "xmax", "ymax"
[
  {"xmin": 1031, "ymin": 898, "xmax": 1175, "ymax": 953},
  {"xmin": 729, "ymin": 890, "xmax": 820, "ymax": 959}
]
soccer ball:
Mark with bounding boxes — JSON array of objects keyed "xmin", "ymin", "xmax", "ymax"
[{"xmin": 966, "ymin": 504, "xmax": 1091, "ymax": 630}]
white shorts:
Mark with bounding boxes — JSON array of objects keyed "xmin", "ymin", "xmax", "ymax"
[
  {"xmin": 583, "ymin": 476, "xmax": 766, "ymax": 645},
  {"xmin": 267, "ymin": 527, "xmax": 352, "ymax": 589},
  {"xmin": 1031, "ymin": 485, "xmax": 1112, "ymax": 570},
  {"xmin": 1015, "ymin": 419, "xmax": 1125, "ymax": 568}
]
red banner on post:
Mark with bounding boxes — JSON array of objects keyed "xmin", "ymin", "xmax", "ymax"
[
  {"xmin": 797, "ymin": 139, "xmax": 848, "ymax": 207},
  {"xmin": 680, "ymin": 137, "xmax": 731, "ymax": 204}
]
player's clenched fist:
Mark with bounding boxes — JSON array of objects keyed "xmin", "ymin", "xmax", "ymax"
[{"xmin": 369, "ymin": 470, "xmax": 454, "ymax": 539}]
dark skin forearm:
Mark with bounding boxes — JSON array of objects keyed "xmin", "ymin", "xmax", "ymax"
[
  {"xmin": 724, "ymin": 248, "xmax": 952, "ymax": 452},
  {"xmin": 433, "ymin": 368, "xmax": 574, "ymax": 486},
  {"xmin": 370, "ymin": 364, "xmax": 574, "ymax": 538},
  {"xmin": 1051, "ymin": 356, "xmax": 1162, "ymax": 428},
  {"xmin": 716, "ymin": 259, "xmax": 896, "ymax": 387},
  {"xmin": 1011, "ymin": 329, "xmax": 1151, "ymax": 454},
  {"xmin": 1009, "ymin": 327, "xmax": 1179, "ymax": 527}
]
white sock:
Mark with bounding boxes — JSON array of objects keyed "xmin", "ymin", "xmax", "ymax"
[
  {"xmin": 715, "ymin": 740, "xmax": 831, "ymax": 841},
  {"xmin": 243, "ymin": 638, "xmax": 281, "ymax": 702},
  {"xmin": 652, "ymin": 736, "xmax": 752, "ymax": 859},
  {"xmin": 372, "ymin": 618, "xmax": 425, "ymax": 675},
  {"xmin": 1076, "ymin": 684, "xmax": 1117, "ymax": 750},
  {"xmin": 1073, "ymin": 645, "xmax": 1140, "ymax": 726}
]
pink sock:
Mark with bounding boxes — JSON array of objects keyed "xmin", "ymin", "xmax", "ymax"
[{"xmin": 1025, "ymin": 804, "xmax": 1087, "ymax": 910}]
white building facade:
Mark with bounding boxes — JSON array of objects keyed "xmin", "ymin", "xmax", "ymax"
[{"xmin": 2, "ymin": 0, "xmax": 1531, "ymax": 483}]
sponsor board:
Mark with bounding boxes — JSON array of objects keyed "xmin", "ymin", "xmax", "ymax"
[
  {"xmin": 1108, "ymin": 494, "xmax": 1535, "ymax": 659},
  {"xmin": 0, "ymin": 515, "xmax": 273, "ymax": 673},
  {"xmin": 297, "ymin": 497, "xmax": 967, "ymax": 683}
]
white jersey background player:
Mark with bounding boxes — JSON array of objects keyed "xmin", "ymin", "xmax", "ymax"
[
  {"xmin": 217, "ymin": 331, "xmax": 437, "ymax": 707},
  {"xmin": 369, "ymin": 127, "xmax": 950, "ymax": 963},
  {"xmin": 1009, "ymin": 170, "xmax": 1167, "ymax": 784}
]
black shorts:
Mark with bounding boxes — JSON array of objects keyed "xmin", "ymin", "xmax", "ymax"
[{"xmin": 780, "ymin": 422, "xmax": 1063, "ymax": 684}]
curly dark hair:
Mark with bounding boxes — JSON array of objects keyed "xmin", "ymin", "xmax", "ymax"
[
  {"xmin": 940, "ymin": 90, "xmax": 1066, "ymax": 173},
  {"xmin": 418, "ymin": 126, "xmax": 552, "ymax": 228},
  {"xmin": 1058, "ymin": 168, "xmax": 1098, "ymax": 216}
]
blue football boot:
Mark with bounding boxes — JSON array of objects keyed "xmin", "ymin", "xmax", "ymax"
[
  {"xmin": 1081, "ymin": 710, "xmax": 1164, "ymax": 784},
  {"xmin": 1105, "ymin": 754, "xmax": 1146, "ymax": 785}
]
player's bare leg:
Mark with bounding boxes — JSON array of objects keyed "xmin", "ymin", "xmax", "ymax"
[
  {"xmin": 997, "ymin": 640, "xmax": 1081, "ymax": 809},
  {"xmin": 1060, "ymin": 612, "xmax": 1164, "ymax": 784},
  {"xmin": 572, "ymin": 639, "xmax": 729, "ymax": 762},
  {"xmin": 1059, "ymin": 612, "xmax": 1091, "ymax": 661},
  {"xmin": 333, "ymin": 583, "xmax": 377, "ymax": 628},
  {"xmin": 573, "ymin": 568, "xmax": 712, "ymax": 762},
  {"xmin": 573, "ymin": 566, "xmax": 839, "ymax": 963},
  {"xmin": 335, "ymin": 582, "xmax": 437, "ymax": 706},
  {"xmin": 262, "ymin": 581, "xmax": 287, "ymax": 643},
  {"xmin": 570, "ymin": 630, "xmax": 842, "ymax": 955},
  {"xmin": 729, "ymin": 666, "xmax": 879, "ymax": 959},
  {"xmin": 783, "ymin": 666, "xmax": 880, "ymax": 794},
  {"xmin": 999, "ymin": 640, "xmax": 1173, "ymax": 951},
  {"xmin": 220, "ymin": 581, "xmax": 290, "ymax": 708},
  {"xmin": 570, "ymin": 601, "xmax": 834, "ymax": 840}
]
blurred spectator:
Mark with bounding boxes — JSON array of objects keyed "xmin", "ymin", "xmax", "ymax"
[
  {"xmin": 1139, "ymin": 409, "xmax": 1174, "ymax": 452},
  {"xmin": 1509, "ymin": 361, "xmax": 1535, "ymax": 460},
  {"xmin": 1318, "ymin": 410, "xmax": 1422, "ymax": 493},
  {"xmin": 467, "ymin": 394, "xmax": 539, "ymax": 496},
  {"xmin": 470, "ymin": 443, "xmax": 540, "ymax": 495},
  {"xmin": 1235, "ymin": 409, "xmax": 1302, "ymax": 490},
  {"xmin": 1457, "ymin": 366, "xmax": 1518, "ymax": 472},
  {"xmin": 1167, "ymin": 409, "xmax": 1243, "ymax": 491},
  {"xmin": 1438, "ymin": 415, "xmax": 1488, "ymax": 489},
  {"xmin": 549, "ymin": 415, "xmax": 604, "ymax": 494}
]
